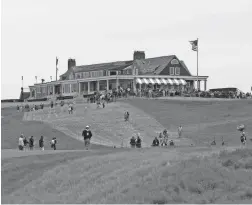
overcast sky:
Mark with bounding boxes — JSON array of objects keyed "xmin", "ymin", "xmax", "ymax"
[{"xmin": 1, "ymin": 0, "xmax": 252, "ymax": 99}]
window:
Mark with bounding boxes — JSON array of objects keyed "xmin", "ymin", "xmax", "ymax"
[
  {"xmin": 99, "ymin": 70, "xmax": 103, "ymax": 77},
  {"xmin": 63, "ymin": 84, "xmax": 70, "ymax": 93},
  {"xmin": 170, "ymin": 67, "xmax": 174, "ymax": 75},
  {"xmin": 82, "ymin": 72, "xmax": 89, "ymax": 78},
  {"xmin": 175, "ymin": 67, "xmax": 180, "ymax": 75},
  {"xmin": 75, "ymin": 73, "xmax": 80, "ymax": 79},
  {"xmin": 171, "ymin": 59, "xmax": 179, "ymax": 65},
  {"xmin": 71, "ymin": 83, "xmax": 77, "ymax": 92}
]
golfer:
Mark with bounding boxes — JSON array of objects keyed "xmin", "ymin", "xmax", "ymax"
[{"xmin": 82, "ymin": 125, "xmax": 93, "ymax": 150}]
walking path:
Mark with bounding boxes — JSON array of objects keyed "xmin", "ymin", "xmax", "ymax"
[{"xmin": 23, "ymin": 102, "xmax": 193, "ymax": 148}]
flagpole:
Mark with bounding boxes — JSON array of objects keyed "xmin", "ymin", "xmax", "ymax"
[
  {"xmin": 197, "ymin": 38, "xmax": 199, "ymax": 91},
  {"xmin": 56, "ymin": 57, "xmax": 58, "ymax": 81}
]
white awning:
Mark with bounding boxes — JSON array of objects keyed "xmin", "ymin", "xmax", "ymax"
[
  {"xmin": 142, "ymin": 78, "xmax": 150, "ymax": 84},
  {"xmin": 148, "ymin": 78, "xmax": 155, "ymax": 84},
  {"xmin": 160, "ymin": 78, "xmax": 168, "ymax": 85},
  {"xmin": 173, "ymin": 79, "xmax": 180, "ymax": 85},
  {"xmin": 166, "ymin": 79, "xmax": 174, "ymax": 85},
  {"xmin": 178, "ymin": 79, "xmax": 187, "ymax": 85},
  {"xmin": 136, "ymin": 78, "xmax": 143, "ymax": 84},
  {"xmin": 154, "ymin": 78, "xmax": 162, "ymax": 84}
]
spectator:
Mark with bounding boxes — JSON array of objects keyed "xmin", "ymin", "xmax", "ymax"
[
  {"xmin": 39, "ymin": 136, "xmax": 44, "ymax": 151},
  {"xmin": 152, "ymin": 137, "xmax": 159, "ymax": 147},
  {"xmin": 29, "ymin": 136, "xmax": 34, "ymax": 150},
  {"xmin": 169, "ymin": 140, "xmax": 175, "ymax": 146},
  {"xmin": 82, "ymin": 125, "xmax": 93, "ymax": 150},
  {"xmin": 50, "ymin": 137, "xmax": 57, "ymax": 150},
  {"xmin": 158, "ymin": 132, "xmax": 163, "ymax": 146},
  {"xmin": 178, "ymin": 125, "xmax": 183, "ymax": 138},
  {"xmin": 163, "ymin": 129, "xmax": 169, "ymax": 146},
  {"xmin": 124, "ymin": 111, "xmax": 129, "ymax": 121},
  {"xmin": 23, "ymin": 136, "xmax": 29, "ymax": 151},
  {"xmin": 136, "ymin": 134, "xmax": 142, "ymax": 148},
  {"xmin": 130, "ymin": 135, "xmax": 136, "ymax": 148},
  {"xmin": 50, "ymin": 101, "xmax": 54, "ymax": 108},
  {"xmin": 240, "ymin": 131, "xmax": 247, "ymax": 147},
  {"xmin": 18, "ymin": 134, "xmax": 24, "ymax": 151}
]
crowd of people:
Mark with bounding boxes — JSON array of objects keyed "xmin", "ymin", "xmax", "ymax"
[
  {"xmin": 16, "ymin": 89, "xmax": 250, "ymax": 152},
  {"xmin": 111, "ymin": 86, "xmax": 252, "ymax": 100},
  {"xmin": 18, "ymin": 134, "xmax": 57, "ymax": 151},
  {"xmin": 17, "ymin": 103, "xmax": 45, "ymax": 112}
]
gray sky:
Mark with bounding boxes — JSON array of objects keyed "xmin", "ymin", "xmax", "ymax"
[{"xmin": 1, "ymin": 0, "xmax": 252, "ymax": 99}]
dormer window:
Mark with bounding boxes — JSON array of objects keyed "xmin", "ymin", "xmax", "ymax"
[
  {"xmin": 175, "ymin": 67, "xmax": 180, "ymax": 75},
  {"xmin": 170, "ymin": 67, "xmax": 174, "ymax": 75}
]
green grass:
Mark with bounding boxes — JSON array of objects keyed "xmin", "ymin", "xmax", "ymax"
[
  {"xmin": 1, "ymin": 107, "xmax": 110, "ymax": 150},
  {"xmin": 2, "ymin": 98, "xmax": 252, "ymax": 204},
  {"xmin": 4, "ymin": 147, "xmax": 252, "ymax": 204},
  {"xmin": 126, "ymin": 98, "xmax": 252, "ymax": 146}
]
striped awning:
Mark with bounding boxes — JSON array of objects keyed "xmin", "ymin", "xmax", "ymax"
[
  {"xmin": 172, "ymin": 79, "xmax": 180, "ymax": 85},
  {"xmin": 160, "ymin": 78, "xmax": 168, "ymax": 85},
  {"xmin": 142, "ymin": 78, "xmax": 150, "ymax": 84},
  {"xmin": 136, "ymin": 78, "xmax": 143, "ymax": 84},
  {"xmin": 178, "ymin": 79, "xmax": 187, "ymax": 85},
  {"xmin": 181, "ymin": 79, "xmax": 187, "ymax": 85},
  {"xmin": 148, "ymin": 78, "xmax": 156, "ymax": 84},
  {"xmin": 154, "ymin": 78, "xmax": 162, "ymax": 84},
  {"xmin": 166, "ymin": 79, "xmax": 174, "ymax": 85}
]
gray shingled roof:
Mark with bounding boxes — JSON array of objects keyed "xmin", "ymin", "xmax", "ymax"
[{"xmin": 60, "ymin": 55, "xmax": 189, "ymax": 77}]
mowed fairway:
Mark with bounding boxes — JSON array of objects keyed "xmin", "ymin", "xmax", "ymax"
[
  {"xmin": 126, "ymin": 98, "xmax": 252, "ymax": 146},
  {"xmin": 1, "ymin": 98, "xmax": 252, "ymax": 204}
]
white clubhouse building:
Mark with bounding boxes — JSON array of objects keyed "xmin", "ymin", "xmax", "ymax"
[{"xmin": 28, "ymin": 51, "xmax": 208, "ymax": 99}]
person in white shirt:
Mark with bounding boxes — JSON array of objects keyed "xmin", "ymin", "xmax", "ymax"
[
  {"xmin": 178, "ymin": 125, "xmax": 183, "ymax": 138},
  {"xmin": 18, "ymin": 134, "xmax": 24, "ymax": 151}
]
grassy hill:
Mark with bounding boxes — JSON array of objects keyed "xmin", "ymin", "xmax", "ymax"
[{"xmin": 2, "ymin": 98, "xmax": 252, "ymax": 203}]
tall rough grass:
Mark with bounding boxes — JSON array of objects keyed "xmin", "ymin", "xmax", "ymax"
[{"xmin": 6, "ymin": 148, "xmax": 252, "ymax": 204}]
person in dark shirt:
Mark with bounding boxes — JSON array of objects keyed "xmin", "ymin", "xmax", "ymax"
[
  {"xmin": 124, "ymin": 111, "xmax": 129, "ymax": 121},
  {"xmin": 130, "ymin": 136, "xmax": 136, "ymax": 148},
  {"xmin": 240, "ymin": 132, "xmax": 247, "ymax": 146},
  {"xmin": 29, "ymin": 136, "xmax": 34, "ymax": 150},
  {"xmin": 82, "ymin": 125, "xmax": 93, "ymax": 150},
  {"xmin": 50, "ymin": 101, "xmax": 54, "ymax": 109},
  {"xmin": 152, "ymin": 137, "xmax": 159, "ymax": 147},
  {"xmin": 136, "ymin": 134, "xmax": 142, "ymax": 148},
  {"xmin": 23, "ymin": 137, "xmax": 29, "ymax": 151},
  {"xmin": 39, "ymin": 136, "xmax": 44, "ymax": 151}
]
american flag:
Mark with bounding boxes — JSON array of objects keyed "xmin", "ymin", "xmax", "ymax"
[{"xmin": 189, "ymin": 39, "xmax": 198, "ymax": 51}]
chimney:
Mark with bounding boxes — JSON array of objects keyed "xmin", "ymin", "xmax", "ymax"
[
  {"xmin": 133, "ymin": 51, "xmax": 145, "ymax": 60},
  {"xmin": 68, "ymin": 58, "xmax": 76, "ymax": 70}
]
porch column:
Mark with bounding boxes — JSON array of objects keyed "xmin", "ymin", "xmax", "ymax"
[
  {"xmin": 78, "ymin": 82, "xmax": 81, "ymax": 94},
  {"xmin": 116, "ymin": 76, "xmax": 119, "ymax": 91},
  {"xmin": 69, "ymin": 84, "xmax": 72, "ymax": 93},
  {"xmin": 97, "ymin": 81, "xmax": 100, "ymax": 92},
  {"xmin": 106, "ymin": 79, "xmax": 109, "ymax": 91},
  {"xmin": 53, "ymin": 86, "xmax": 55, "ymax": 95},
  {"xmin": 88, "ymin": 81, "xmax": 90, "ymax": 94},
  {"xmin": 204, "ymin": 80, "xmax": 207, "ymax": 91},
  {"xmin": 133, "ymin": 78, "xmax": 136, "ymax": 93},
  {"xmin": 198, "ymin": 80, "xmax": 201, "ymax": 91}
]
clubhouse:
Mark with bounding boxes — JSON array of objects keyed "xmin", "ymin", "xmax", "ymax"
[{"xmin": 28, "ymin": 51, "xmax": 208, "ymax": 99}]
